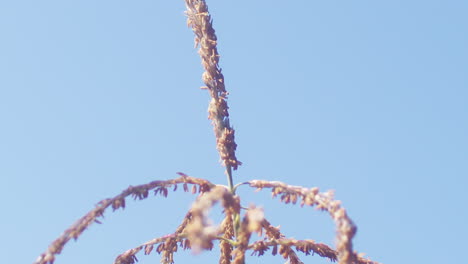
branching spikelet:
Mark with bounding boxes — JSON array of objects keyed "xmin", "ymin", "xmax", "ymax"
[
  {"xmin": 34, "ymin": 174, "xmax": 214, "ymax": 264},
  {"xmin": 251, "ymin": 218, "xmax": 380, "ymax": 264},
  {"xmin": 259, "ymin": 218, "xmax": 304, "ymax": 264},
  {"xmin": 184, "ymin": 0, "xmax": 241, "ymax": 170},
  {"xmin": 114, "ymin": 210, "xmax": 196, "ymax": 264},
  {"xmin": 114, "ymin": 233, "xmax": 184, "ymax": 264},
  {"xmin": 186, "ymin": 186, "xmax": 240, "ymax": 252},
  {"xmin": 35, "ymin": 176, "xmax": 379, "ymax": 264},
  {"xmin": 33, "ymin": 1, "xmax": 381, "ymax": 264},
  {"xmin": 248, "ymin": 180, "xmax": 357, "ymax": 264}
]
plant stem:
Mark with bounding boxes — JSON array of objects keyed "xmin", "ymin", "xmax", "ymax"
[
  {"xmin": 225, "ymin": 164, "xmax": 241, "ymax": 242},
  {"xmin": 226, "ymin": 165, "xmax": 234, "ymax": 193}
]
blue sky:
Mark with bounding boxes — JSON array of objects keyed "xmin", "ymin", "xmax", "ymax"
[{"xmin": 1, "ymin": 1, "xmax": 467, "ymax": 264}]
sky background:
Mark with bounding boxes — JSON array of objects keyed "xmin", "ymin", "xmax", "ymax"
[{"xmin": 1, "ymin": 1, "xmax": 467, "ymax": 264}]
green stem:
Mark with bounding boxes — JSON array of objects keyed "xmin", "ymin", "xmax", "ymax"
[
  {"xmin": 216, "ymin": 236, "xmax": 239, "ymax": 246},
  {"xmin": 226, "ymin": 165, "xmax": 234, "ymax": 193},
  {"xmin": 225, "ymin": 165, "xmax": 241, "ymax": 240},
  {"xmin": 233, "ymin": 182, "xmax": 249, "ymax": 193}
]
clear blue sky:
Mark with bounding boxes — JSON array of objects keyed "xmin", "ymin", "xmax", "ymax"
[{"xmin": 1, "ymin": 1, "xmax": 467, "ymax": 264}]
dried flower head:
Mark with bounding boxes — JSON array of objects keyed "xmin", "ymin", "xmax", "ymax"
[{"xmin": 33, "ymin": 2, "xmax": 380, "ymax": 264}]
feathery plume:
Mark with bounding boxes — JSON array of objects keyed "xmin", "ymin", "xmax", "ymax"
[
  {"xmin": 184, "ymin": 0, "xmax": 241, "ymax": 174},
  {"xmin": 248, "ymin": 180, "xmax": 357, "ymax": 264},
  {"xmin": 34, "ymin": 174, "xmax": 214, "ymax": 264}
]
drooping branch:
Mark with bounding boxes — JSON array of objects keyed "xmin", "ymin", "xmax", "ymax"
[
  {"xmin": 115, "ymin": 187, "xmax": 244, "ymax": 264},
  {"xmin": 114, "ymin": 233, "xmax": 186, "ymax": 264},
  {"xmin": 250, "ymin": 238, "xmax": 379, "ymax": 264},
  {"xmin": 259, "ymin": 218, "xmax": 304, "ymax": 264},
  {"xmin": 247, "ymin": 180, "xmax": 358, "ymax": 264},
  {"xmin": 114, "ymin": 210, "xmax": 193, "ymax": 264},
  {"xmin": 33, "ymin": 173, "xmax": 215, "ymax": 264},
  {"xmin": 251, "ymin": 218, "xmax": 379, "ymax": 264}
]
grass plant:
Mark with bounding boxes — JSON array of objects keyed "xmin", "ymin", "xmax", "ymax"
[{"xmin": 34, "ymin": 1, "xmax": 380, "ymax": 264}]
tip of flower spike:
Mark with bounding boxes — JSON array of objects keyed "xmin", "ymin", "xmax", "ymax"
[{"xmin": 177, "ymin": 172, "xmax": 188, "ymax": 177}]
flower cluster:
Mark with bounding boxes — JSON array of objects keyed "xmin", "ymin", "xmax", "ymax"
[
  {"xmin": 248, "ymin": 180, "xmax": 360, "ymax": 264},
  {"xmin": 34, "ymin": 176, "xmax": 379, "ymax": 264},
  {"xmin": 33, "ymin": 1, "xmax": 380, "ymax": 264},
  {"xmin": 34, "ymin": 173, "xmax": 214, "ymax": 264},
  {"xmin": 185, "ymin": 0, "xmax": 241, "ymax": 170}
]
